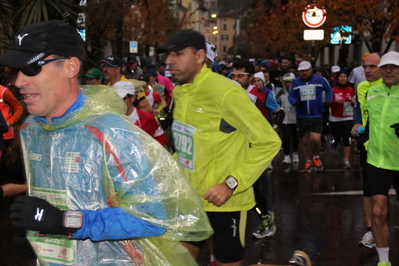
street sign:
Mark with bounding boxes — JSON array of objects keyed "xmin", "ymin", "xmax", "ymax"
[
  {"xmin": 303, "ymin": 29, "xmax": 324, "ymax": 40},
  {"xmin": 302, "ymin": 4, "xmax": 326, "ymax": 28},
  {"xmin": 331, "ymin": 26, "xmax": 352, "ymax": 44},
  {"xmin": 129, "ymin": 41, "xmax": 138, "ymax": 53}
]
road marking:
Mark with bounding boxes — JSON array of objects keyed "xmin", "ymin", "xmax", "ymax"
[{"xmin": 312, "ymin": 188, "xmax": 396, "ymax": 195}]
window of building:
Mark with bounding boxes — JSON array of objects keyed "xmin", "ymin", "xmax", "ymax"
[
  {"xmin": 222, "ymin": 35, "xmax": 228, "ymax": 41},
  {"xmin": 223, "ymin": 46, "xmax": 227, "ymax": 52},
  {"xmin": 223, "ymin": 24, "xmax": 227, "ymax": 30}
]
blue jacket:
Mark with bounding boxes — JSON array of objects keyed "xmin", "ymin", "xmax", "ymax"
[{"xmin": 288, "ymin": 74, "xmax": 332, "ymax": 118}]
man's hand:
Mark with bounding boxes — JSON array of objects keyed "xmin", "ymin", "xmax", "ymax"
[
  {"xmin": 351, "ymin": 124, "xmax": 363, "ymax": 137},
  {"xmin": 390, "ymin": 123, "xmax": 399, "ymax": 138},
  {"xmin": 335, "ymin": 97, "xmax": 345, "ymax": 104},
  {"xmin": 203, "ymin": 183, "xmax": 234, "ymax": 207},
  {"xmin": 295, "ymin": 101, "xmax": 303, "ymax": 108},
  {"xmin": 11, "ymin": 196, "xmax": 73, "ymax": 235}
]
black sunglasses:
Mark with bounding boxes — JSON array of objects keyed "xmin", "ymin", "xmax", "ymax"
[{"xmin": 19, "ymin": 58, "xmax": 68, "ymax": 77}]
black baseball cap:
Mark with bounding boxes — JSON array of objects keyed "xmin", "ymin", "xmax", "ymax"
[
  {"xmin": 156, "ymin": 29, "xmax": 206, "ymax": 53},
  {"xmin": 126, "ymin": 55, "xmax": 137, "ymax": 63},
  {"xmin": 0, "ymin": 20, "xmax": 85, "ymax": 69},
  {"xmin": 100, "ymin": 55, "xmax": 124, "ymax": 67}
]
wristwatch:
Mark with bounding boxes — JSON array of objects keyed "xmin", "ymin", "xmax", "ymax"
[
  {"xmin": 63, "ymin": 211, "xmax": 83, "ymax": 230},
  {"xmin": 225, "ymin": 176, "xmax": 238, "ymax": 190}
]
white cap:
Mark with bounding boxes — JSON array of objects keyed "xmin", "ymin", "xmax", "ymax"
[
  {"xmin": 205, "ymin": 41, "xmax": 217, "ymax": 62},
  {"xmin": 219, "ymin": 60, "xmax": 226, "ymax": 65},
  {"xmin": 331, "ymin": 65, "xmax": 340, "ymax": 73},
  {"xmin": 249, "ymin": 58, "xmax": 255, "ymax": 63},
  {"xmin": 298, "ymin": 61, "xmax": 312, "ymax": 71},
  {"xmin": 253, "ymin": 72, "xmax": 265, "ymax": 83},
  {"xmin": 283, "ymin": 72, "xmax": 296, "ymax": 81},
  {"xmin": 113, "ymin": 81, "xmax": 136, "ymax": 98},
  {"xmin": 378, "ymin": 51, "xmax": 399, "ymax": 67}
]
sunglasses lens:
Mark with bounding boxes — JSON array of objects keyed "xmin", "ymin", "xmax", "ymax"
[
  {"xmin": 231, "ymin": 73, "xmax": 247, "ymax": 78},
  {"xmin": 21, "ymin": 65, "xmax": 42, "ymax": 77}
]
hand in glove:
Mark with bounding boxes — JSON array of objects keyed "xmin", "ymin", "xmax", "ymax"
[
  {"xmin": 390, "ymin": 123, "xmax": 399, "ymax": 138},
  {"xmin": 10, "ymin": 196, "xmax": 80, "ymax": 235},
  {"xmin": 295, "ymin": 101, "xmax": 303, "ymax": 108}
]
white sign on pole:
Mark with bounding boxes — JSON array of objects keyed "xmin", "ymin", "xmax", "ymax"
[
  {"xmin": 303, "ymin": 29, "xmax": 324, "ymax": 41},
  {"xmin": 129, "ymin": 41, "xmax": 138, "ymax": 53}
]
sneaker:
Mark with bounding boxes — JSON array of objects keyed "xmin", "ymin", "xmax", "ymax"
[
  {"xmin": 303, "ymin": 161, "xmax": 313, "ymax": 173},
  {"xmin": 283, "ymin": 155, "xmax": 291, "ymax": 164},
  {"xmin": 289, "ymin": 250, "xmax": 312, "ymax": 266},
  {"xmin": 253, "ymin": 211, "xmax": 276, "ymax": 239},
  {"xmin": 359, "ymin": 231, "xmax": 375, "ymax": 248},
  {"xmin": 343, "ymin": 159, "xmax": 351, "ymax": 169},
  {"xmin": 292, "ymin": 152, "xmax": 299, "ymax": 163},
  {"xmin": 377, "ymin": 262, "xmax": 392, "ymax": 266},
  {"xmin": 312, "ymin": 157, "xmax": 323, "ymax": 171}
]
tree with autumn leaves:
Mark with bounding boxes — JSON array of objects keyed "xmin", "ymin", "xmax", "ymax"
[
  {"xmin": 325, "ymin": 0, "xmax": 399, "ymax": 54},
  {"xmin": 242, "ymin": 0, "xmax": 399, "ymax": 61},
  {"xmin": 84, "ymin": 0, "xmax": 181, "ymax": 64}
]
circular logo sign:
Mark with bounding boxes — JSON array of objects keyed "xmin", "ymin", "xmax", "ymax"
[{"xmin": 302, "ymin": 5, "xmax": 326, "ymax": 28}]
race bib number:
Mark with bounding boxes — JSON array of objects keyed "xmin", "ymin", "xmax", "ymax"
[
  {"xmin": 343, "ymin": 102, "xmax": 354, "ymax": 116},
  {"xmin": 172, "ymin": 121, "xmax": 196, "ymax": 171},
  {"xmin": 28, "ymin": 232, "xmax": 77, "ymax": 265},
  {"xmin": 300, "ymin": 86, "xmax": 316, "ymax": 101},
  {"xmin": 281, "ymin": 99, "xmax": 293, "ymax": 109}
]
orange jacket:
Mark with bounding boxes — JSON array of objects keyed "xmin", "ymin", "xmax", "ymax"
[{"xmin": 0, "ymin": 85, "xmax": 23, "ymax": 140}]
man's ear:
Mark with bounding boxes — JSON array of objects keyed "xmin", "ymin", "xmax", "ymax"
[
  {"xmin": 196, "ymin": 49, "xmax": 206, "ymax": 64},
  {"xmin": 66, "ymin": 57, "xmax": 81, "ymax": 78}
]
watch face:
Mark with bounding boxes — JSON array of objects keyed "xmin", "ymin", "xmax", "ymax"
[
  {"xmin": 64, "ymin": 211, "xmax": 83, "ymax": 228},
  {"xmin": 66, "ymin": 216, "xmax": 82, "ymax": 228},
  {"xmin": 226, "ymin": 176, "xmax": 238, "ymax": 189}
]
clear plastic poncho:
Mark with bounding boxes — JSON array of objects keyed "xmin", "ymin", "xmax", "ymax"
[{"xmin": 20, "ymin": 85, "xmax": 213, "ymax": 266}]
